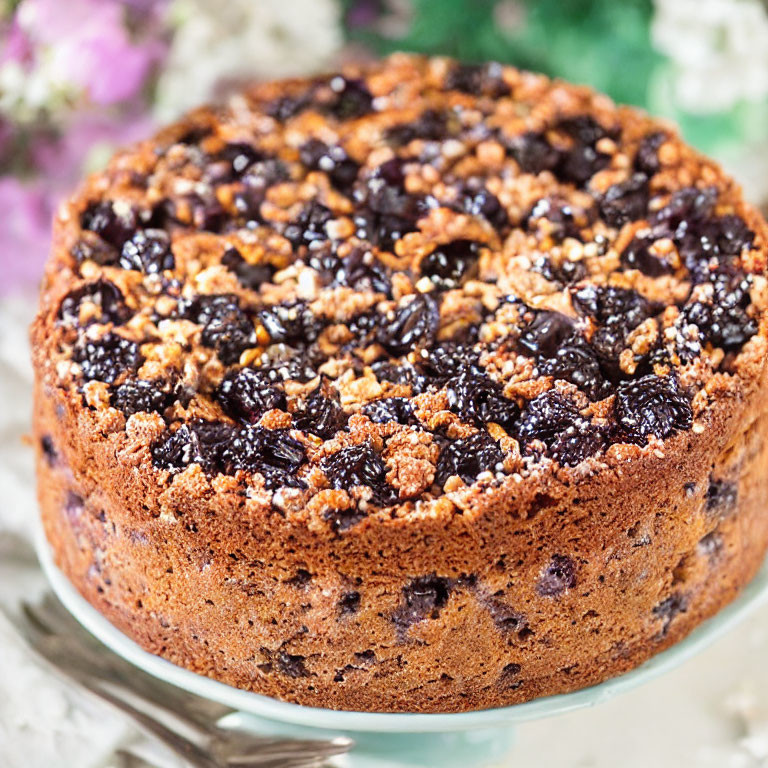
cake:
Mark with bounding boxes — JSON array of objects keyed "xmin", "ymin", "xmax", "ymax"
[{"xmin": 32, "ymin": 54, "xmax": 768, "ymax": 714}]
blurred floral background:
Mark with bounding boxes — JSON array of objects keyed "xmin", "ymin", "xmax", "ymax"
[{"xmin": 1, "ymin": 0, "xmax": 768, "ymax": 295}]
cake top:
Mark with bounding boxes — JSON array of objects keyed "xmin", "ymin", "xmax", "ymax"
[{"xmin": 40, "ymin": 53, "xmax": 768, "ymax": 520}]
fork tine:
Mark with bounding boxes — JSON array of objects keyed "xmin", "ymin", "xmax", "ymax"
[{"xmin": 20, "ymin": 600, "xmax": 54, "ymax": 637}]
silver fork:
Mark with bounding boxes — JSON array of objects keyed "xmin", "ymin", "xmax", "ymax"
[{"xmin": 8, "ymin": 594, "xmax": 352, "ymax": 768}]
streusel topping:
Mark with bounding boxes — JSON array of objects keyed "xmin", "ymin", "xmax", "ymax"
[{"xmin": 47, "ymin": 54, "xmax": 767, "ymax": 513}]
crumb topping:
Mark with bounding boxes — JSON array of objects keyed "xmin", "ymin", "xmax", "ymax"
[{"xmin": 44, "ymin": 54, "xmax": 767, "ymax": 519}]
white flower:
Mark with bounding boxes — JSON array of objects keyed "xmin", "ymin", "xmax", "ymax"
[
  {"xmin": 153, "ymin": 0, "xmax": 343, "ymax": 121},
  {"xmin": 652, "ymin": 0, "xmax": 768, "ymax": 113}
]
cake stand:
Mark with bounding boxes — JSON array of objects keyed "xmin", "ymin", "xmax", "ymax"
[{"xmin": 34, "ymin": 526, "xmax": 768, "ymax": 768}]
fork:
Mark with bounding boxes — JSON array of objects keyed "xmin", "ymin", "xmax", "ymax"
[{"xmin": 8, "ymin": 594, "xmax": 352, "ymax": 768}]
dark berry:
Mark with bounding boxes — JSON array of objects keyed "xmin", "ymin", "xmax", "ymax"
[
  {"xmin": 267, "ymin": 90, "xmax": 313, "ymax": 121},
  {"xmin": 499, "ymin": 663, "xmax": 523, "ymax": 688},
  {"xmin": 72, "ymin": 333, "xmax": 142, "ymax": 384},
  {"xmin": 230, "ymin": 187, "xmax": 265, "ymax": 227},
  {"xmin": 599, "ymin": 173, "xmax": 650, "ymax": 227},
  {"xmin": 209, "ymin": 142, "xmax": 264, "ymax": 181},
  {"xmin": 305, "ymin": 247, "xmax": 340, "ymax": 285},
  {"xmin": 393, "ymin": 576, "xmax": 452, "ymax": 633},
  {"xmin": 646, "ymin": 187, "xmax": 752, "ymax": 283},
  {"xmin": 119, "ymin": 229, "xmax": 174, "ymax": 273},
  {"xmin": 321, "ymin": 442, "xmax": 398, "ymax": 505},
  {"xmin": 274, "ymin": 652, "xmax": 308, "ymax": 678},
  {"xmin": 517, "ymin": 311, "xmax": 575, "ymax": 358},
  {"xmin": 287, "ymin": 569, "xmax": 312, "ymax": 587},
  {"xmin": 111, "ymin": 379, "xmax": 173, "ymax": 417},
  {"xmin": 558, "ymin": 115, "xmax": 612, "ymax": 146},
  {"xmin": 435, "ymin": 431, "xmax": 505, "ymax": 487},
  {"xmin": 354, "ymin": 158, "xmax": 426, "ymax": 251},
  {"xmin": 80, "ymin": 201, "xmax": 136, "ymax": 249},
  {"xmin": 361, "ymin": 397, "xmax": 416, "ymax": 426},
  {"xmin": 483, "ymin": 596, "xmax": 529, "ymax": 636},
  {"xmin": 259, "ymin": 301, "xmax": 324, "ymax": 344},
  {"xmin": 344, "ymin": 309, "xmax": 381, "ymax": 348},
  {"xmin": 418, "ymin": 342, "xmax": 482, "ymax": 381},
  {"xmin": 371, "ymin": 360, "xmax": 428, "ymax": 394},
  {"xmin": 321, "ymin": 442, "xmax": 396, "ymax": 503},
  {"xmin": 538, "ymin": 336, "xmax": 608, "ymax": 401},
  {"xmin": 705, "ymin": 478, "xmax": 738, "ymax": 515},
  {"xmin": 653, "ymin": 593, "xmax": 687, "ymax": 637},
  {"xmin": 41, "ymin": 435, "xmax": 57, "ymax": 466},
  {"xmin": 259, "ymin": 348, "xmax": 320, "ymax": 384},
  {"xmin": 572, "ymin": 284, "xmax": 658, "ymax": 377},
  {"xmin": 620, "ymin": 236, "xmax": 674, "ymax": 277},
  {"xmin": 221, "ymin": 247, "xmax": 275, "ymax": 291},
  {"xmin": 335, "ymin": 248, "xmax": 392, "ymax": 295},
  {"xmin": 508, "ymin": 131, "xmax": 560, "ymax": 175},
  {"xmin": 634, "ymin": 131, "xmax": 666, "ymax": 175},
  {"xmin": 525, "ymin": 197, "xmax": 584, "ymax": 242},
  {"xmin": 283, "ymin": 201, "xmax": 333, "ymax": 250},
  {"xmin": 182, "ymin": 294, "xmax": 255, "ymax": 365},
  {"xmin": 240, "ymin": 155, "xmax": 288, "ymax": 188},
  {"xmin": 556, "ymin": 115, "xmax": 613, "ymax": 186},
  {"xmin": 614, "ymin": 374, "xmax": 692, "ymax": 443},
  {"xmin": 679, "ymin": 275, "xmax": 757, "ymax": 353},
  {"xmin": 461, "ymin": 186, "xmax": 509, "ymax": 230},
  {"xmin": 64, "ymin": 491, "xmax": 84, "ymax": 527},
  {"xmin": 294, "ymin": 381, "xmax": 348, "ymax": 438},
  {"xmin": 300, "ymin": 139, "xmax": 359, "ymax": 194},
  {"xmin": 326, "ymin": 76, "xmax": 374, "ymax": 120},
  {"xmin": 386, "ymin": 109, "xmax": 451, "ymax": 145},
  {"xmin": 532, "ymin": 255, "xmax": 586, "ymax": 285},
  {"xmin": 58, "ymin": 279, "xmax": 132, "ymax": 326},
  {"xmin": 445, "ymin": 61, "xmax": 510, "ymax": 97},
  {"xmin": 353, "ymin": 207, "xmax": 421, "ymax": 251},
  {"xmin": 338, "ymin": 591, "xmax": 361, "ymax": 616},
  {"xmin": 324, "ymin": 506, "xmax": 366, "ymax": 533},
  {"xmin": 378, "ymin": 294, "xmax": 439, "ymax": 356},
  {"xmin": 224, "ymin": 426, "xmax": 306, "ymax": 488},
  {"xmin": 549, "ymin": 423, "xmax": 606, "ymax": 467},
  {"xmin": 537, "ymin": 555, "xmax": 576, "ymax": 597},
  {"xmin": 517, "ymin": 390, "xmax": 583, "ymax": 444},
  {"xmin": 654, "ymin": 186, "xmax": 715, "ymax": 228},
  {"xmin": 216, "ymin": 367, "xmax": 286, "ymax": 423},
  {"xmin": 151, "ymin": 420, "xmax": 236, "ymax": 474},
  {"xmin": 559, "ymin": 145, "xmax": 610, "ymax": 186},
  {"xmin": 420, "ymin": 239, "xmax": 481, "ymax": 290},
  {"xmin": 445, "ymin": 371, "xmax": 519, "ymax": 431}
]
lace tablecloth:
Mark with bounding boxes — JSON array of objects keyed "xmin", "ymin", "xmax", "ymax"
[{"xmin": 3, "ymin": 292, "xmax": 768, "ymax": 768}]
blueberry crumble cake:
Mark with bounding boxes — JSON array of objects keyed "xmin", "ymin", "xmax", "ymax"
[{"xmin": 32, "ymin": 54, "xmax": 768, "ymax": 713}]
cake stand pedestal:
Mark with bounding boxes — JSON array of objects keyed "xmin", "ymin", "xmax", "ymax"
[{"xmin": 34, "ymin": 526, "xmax": 768, "ymax": 768}]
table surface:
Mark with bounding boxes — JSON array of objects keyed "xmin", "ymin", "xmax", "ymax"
[{"xmin": 3, "ymin": 292, "xmax": 768, "ymax": 768}]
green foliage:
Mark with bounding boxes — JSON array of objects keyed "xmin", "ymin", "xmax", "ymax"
[{"xmin": 341, "ymin": 0, "xmax": 661, "ymax": 107}]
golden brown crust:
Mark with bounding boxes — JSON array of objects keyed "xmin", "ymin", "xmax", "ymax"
[{"xmin": 31, "ymin": 53, "xmax": 768, "ymax": 712}]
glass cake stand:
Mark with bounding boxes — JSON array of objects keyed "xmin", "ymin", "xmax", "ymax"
[{"xmin": 34, "ymin": 526, "xmax": 768, "ymax": 768}]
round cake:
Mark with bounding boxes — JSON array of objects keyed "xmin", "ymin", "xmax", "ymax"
[{"xmin": 32, "ymin": 54, "xmax": 768, "ymax": 713}]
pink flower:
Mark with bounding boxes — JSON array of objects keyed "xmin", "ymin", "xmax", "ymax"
[
  {"xmin": 0, "ymin": 178, "xmax": 52, "ymax": 292},
  {"xmin": 17, "ymin": 0, "xmax": 166, "ymax": 105},
  {"xmin": 0, "ymin": 18, "xmax": 35, "ymax": 67},
  {"xmin": 33, "ymin": 109, "xmax": 155, "ymax": 188}
]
